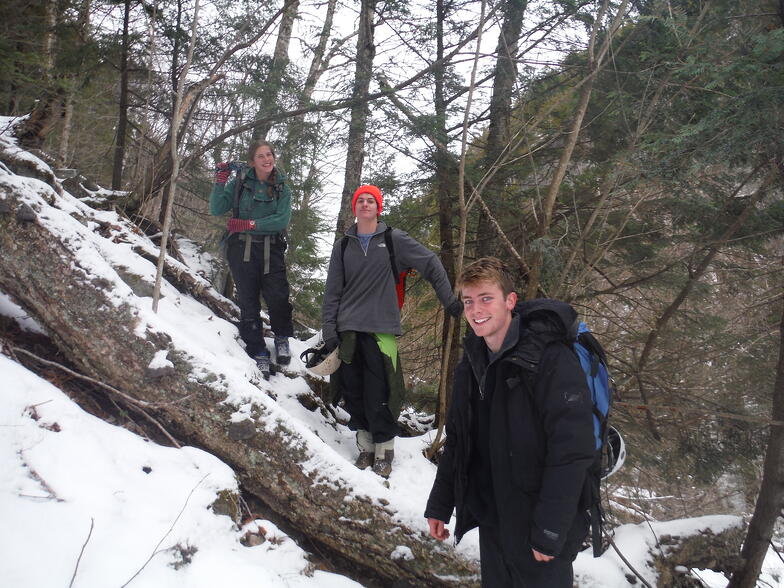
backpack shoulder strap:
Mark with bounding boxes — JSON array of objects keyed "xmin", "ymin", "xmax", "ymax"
[
  {"xmin": 270, "ymin": 168, "xmax": 284, "ymax": 199},
  {"xmin": 340, "ymin": 236, "xmax": 350, "ymax": 287},
  {"xmin": 232, "ymin": 165, "xmax": 250, "ymax": 218},
  {"xmin": 340, "ymin": 228, "xmax": 401, "ymax": 289},
  {"xmin": 577, "ymin": 330, "xmax": 608, "ymax": 366},
  {"xmin": 383, "ymin": 226, "xmax": 401, "ymax": 285}
]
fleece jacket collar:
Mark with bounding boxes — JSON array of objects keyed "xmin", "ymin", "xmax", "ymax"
[{"xmin": 344, "ymin": 220, "xmax": 388, "ymax": 239}]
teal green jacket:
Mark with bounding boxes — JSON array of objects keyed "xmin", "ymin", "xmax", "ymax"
[{"xmin": 210, "ymin": 167, "xmax": 292, "ymax": 235}]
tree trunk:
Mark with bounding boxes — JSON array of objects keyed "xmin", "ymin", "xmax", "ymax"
[
  {"xmin": 43, "ymin": 0, "xmax": 56, "ymax": 76},
  {"xmin": 57, "ymin": 0, "xmax": 91, "ymax": 169},
  {"xmin": 475, "ymin": 0, "xmax": 526, "ymax": 258},
  {"xmin": 280, "ymin": 0, "xmax": 339, "ymax": 185},
  {"xmin": 153, "ymin": 0, "xmax": 201, "ymax": 312},
  {"xmin": 523, "ymin": 69, "xmax": 596, "ymax": 298},
  {"xmin": 524, "ymin": 0, "xmax": 629, "ymax": 298},
  {"xmin": 335, "ymin": 0, "xmax": 377, "ymax": 238},
  {"xmin": 0, "ymin": 144, "xmax": 480, "ymax": 587},
  {"xmin": 58, "ymin": 92, "xmax": 74, "ymax": 166},
  {"xmin": 727, "ymin": 279, "xmax": 784, "ymax": 588},
  {"xmin": 253, "ymin": 0, "xmax": 300, "ymax": 141},
  {"xmin": 12, "ymin": 0, "xmax": 62, "ymax": 149},
  {"xmin": 112, "ymin": 0, "xmax": 131, "ymax": 190},
  {"xmin": 434, "ymin": 0, "xmax": 461, "ymax": 435}
]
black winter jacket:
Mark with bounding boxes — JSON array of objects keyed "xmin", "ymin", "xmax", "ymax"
[{"xmin": 424, "ymin": 299, "xmax": 595, "ymax": 559}]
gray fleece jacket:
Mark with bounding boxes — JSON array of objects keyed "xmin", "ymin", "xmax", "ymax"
[{"xmin": 321, "ymin": 221, "xmax": 458, "ymax": 341}]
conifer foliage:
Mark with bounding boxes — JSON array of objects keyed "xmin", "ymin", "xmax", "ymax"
[{"xmin": 1, "ymin": 0, "xmax": 783, "ymax": 583}]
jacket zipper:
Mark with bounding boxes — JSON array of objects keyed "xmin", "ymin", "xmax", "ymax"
[{"xmin": 350, "ymin": 232, "xmax": 379, "ymax": 257}]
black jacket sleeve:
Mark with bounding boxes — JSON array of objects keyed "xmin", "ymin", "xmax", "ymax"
[
  {"xmin": 424, "ymin": 359, "xmax": 469, "ymax": 523},
  {"xmin": 529, "ymin": 342, "xmax": 595, "ymax": 556}
]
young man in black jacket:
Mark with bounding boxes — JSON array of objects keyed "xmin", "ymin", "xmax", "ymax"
[{"xmin": 425, "ymin": 257, "xmax": 595, "ymax": 587}]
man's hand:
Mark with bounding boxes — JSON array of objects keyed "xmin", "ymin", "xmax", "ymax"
[
  {"xmin": 532, "ymin": 548, "xmax": 554, "ymax": 562},
  {"xmin": 323, "ymin": 337, "xmax": 339, "ymax": 353},
  {"xmin": 427, "ymin": 518, "xmax": 450, "ymax": 541}
]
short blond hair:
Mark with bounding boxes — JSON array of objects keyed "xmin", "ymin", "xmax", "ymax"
[{"xmin": 457, "ymin": 257, "xmax": 515, "ymax": 297}]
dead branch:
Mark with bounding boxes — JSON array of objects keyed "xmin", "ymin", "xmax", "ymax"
[
  {"xmin": 11, "ymin": 346, "xmax": 183, "ymax": 448},
  {"xmin": 120, "ymin": 475, "xmax": 208, "ymax": 587},
  {"xmin": 68, "ymin": 518, "xmax": 95, "ymax": 588}
]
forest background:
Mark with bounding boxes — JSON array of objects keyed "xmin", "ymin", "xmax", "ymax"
[{"xmin": 1, "ymin": 0, "xmax": 783, "ymax": 585}]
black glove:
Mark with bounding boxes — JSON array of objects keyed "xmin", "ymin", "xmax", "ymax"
[
  {"xmin": 446, "ymin": 298, "xmax": 463, "ymax": 318},
  {"xmin": 323, "ymin": 337, "xmax": 339, "ymax": 352}
]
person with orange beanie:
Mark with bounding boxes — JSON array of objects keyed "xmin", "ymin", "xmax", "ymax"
[{"xmin": 321, "ymin": 185, "xmax": 462, "ymax": 478}]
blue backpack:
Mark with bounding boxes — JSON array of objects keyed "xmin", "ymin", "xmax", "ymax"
[
  {"xmin": 572, "ymin": 322, "xmax": 625, "ymax": 556},
  {"xmin": 574, "ymin": 322, "xmax": 612, "ymax": 452}
]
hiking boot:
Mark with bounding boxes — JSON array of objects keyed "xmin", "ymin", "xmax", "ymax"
[
  {"xmin": 354, "ymin": 452, "xmax": 374, "ymax": 469},
  {"xmin": 273, "ymin": 336, "xmax": 291, "ymax": 366},
  {"xmin": 254, "ymin": 348, "xmax": 271, "ymax": 380},
  {"xmin": 373, "ymin": 439, "xmax": 395, "ymax": 478},
  {"xmin": 372, "ymin": 450, "xmax": 394, "ymax": 479},
  {"xmin": 355, "ymin": 430, "xmax": 374, "ymax": 470}
]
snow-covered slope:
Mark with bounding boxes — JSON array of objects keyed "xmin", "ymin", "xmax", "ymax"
[
  {"xmin": 1, "ymin": 353, "xmax": 359, "ymax": 588},
  {"xmin": 1, "ymin": 116, "xmax": 782, "ymax": 587}
]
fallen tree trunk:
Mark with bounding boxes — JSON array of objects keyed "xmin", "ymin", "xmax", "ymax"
[
  {"xmin": 653, "ymin": 524, "xmax": 745, "ymax": 586},
  {"xmin": 129, "ymin": 243, "xmax": 239, "ymax": 321},
  {"xmin": 0, "ymin": 144, "xmax": 479, "ymax": 585}
]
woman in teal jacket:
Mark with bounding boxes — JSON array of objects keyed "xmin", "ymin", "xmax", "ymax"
[{"xmin": 211, "ymin": 140, "xmax": 294, "ymax": 377}]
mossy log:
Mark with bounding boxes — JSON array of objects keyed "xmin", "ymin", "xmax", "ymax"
[{"xmin": 653, "ymin": 524, "xmax": 746, "ymax": 587}]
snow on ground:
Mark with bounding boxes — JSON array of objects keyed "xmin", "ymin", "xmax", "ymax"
[
  {"xmin": 0, "ymin": 354, "xmax": 360, "ymax": 588},
  {"xmin": 0, "ymin": 292, "xmax": 46, "ymax": 335},
  {"xmin": 2, "ymin": 116, "xmax": 783, "ymax": 586},
  {"xmin": 176, "ymin": 236, "xmax": 221, "ymax": 282}
]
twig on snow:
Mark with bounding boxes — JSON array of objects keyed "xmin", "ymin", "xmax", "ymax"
[
  {"xmin": 119, "ymin": 474, "xmax": 209, "ymax": 587},
  {"xmin": 606, "ymin": 531, "xmax": 654, "ymax": 588},
  {"xmin": 68, "ymin": 517, "xmax": 95, "ymax": 588},
  {"xmin": 11, "ymin": 346, "xmax": 152, "ymax": 408},
  {"xmin": 10, "ymin": 346, "xmax": 182, "ymax": 448}
]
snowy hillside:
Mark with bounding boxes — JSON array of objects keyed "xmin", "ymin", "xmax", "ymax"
[{"xmin": 1, "ymin": 117, "xmax": 782, "ymax": 587}]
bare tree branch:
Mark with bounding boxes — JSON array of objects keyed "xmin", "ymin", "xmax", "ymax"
[{"xmin": 68, "ymin": 518, "xmax": 95, "ymax": 588}]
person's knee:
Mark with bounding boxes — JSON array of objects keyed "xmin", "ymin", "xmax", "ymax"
[
  {"xmin": 262, "ymin": 276, "xmax": 291, "ymax": 304},
  {"xmin": 239, "ymin": 318, "xmax": 264, "ymax": 342}
]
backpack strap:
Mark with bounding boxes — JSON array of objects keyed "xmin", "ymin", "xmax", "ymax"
[
  {"xmin": 340, "ymin": 226, "xmax": 401, "ymax": 287},
  {"xmin": 340, "ymin": 236, "xmax": 349, "ymax": 288},
  {"xmin": 588, "ymin": 464, "xmax": 605, "ymax": 557},
  {"xmin": 577, "ymin": 330, "xmax": 608, "ymax": 368},
  {"xmin": 232, "ymin": 165, "xmax": 250, "ymax": 219},
  {"xmin": 383, "ymin": 226, "xmax": 401, "ymax": 285},
  {"xmin": 270, "ymin": 168, "xmax": 284, "ymax": 200}
]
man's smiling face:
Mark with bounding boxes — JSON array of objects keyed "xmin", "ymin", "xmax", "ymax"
[{"xmin": 460, "ymin": 280, "xmax": 517, "ymax": 352}]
